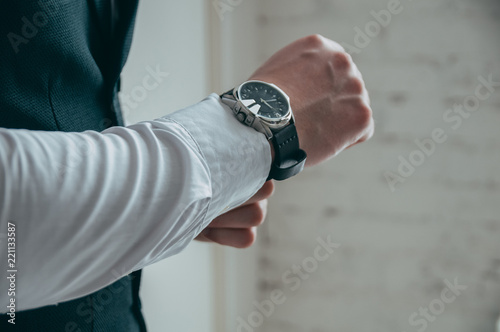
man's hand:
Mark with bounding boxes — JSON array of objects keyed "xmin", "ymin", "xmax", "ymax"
[
  {"xmin": 198, "ymin": 35, "xmax": 373, "ymax": 248},
  {"xmin": 195, "ymin": 181, "xmax": 275, "ymax": 248},
  {"xmin": 250, "ymin": 34, "xmax": 374, "ymax": 166}
]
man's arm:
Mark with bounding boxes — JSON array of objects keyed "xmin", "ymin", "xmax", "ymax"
[
  {"xmin": 0, "ymin": 94, "xmax": 272, "ymax": 312},
  {"xmin": 0, "ymin": 34, "xmax": 374, "ymax": 312}
]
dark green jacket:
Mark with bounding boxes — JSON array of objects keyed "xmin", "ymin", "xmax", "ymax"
[
  {"xmin": 0, "ymin": 1, "xmax": 147, "ymax": 330},
  {"xmin": 0, "ymin": 0, "xmax": 138, "ymax": 131}
]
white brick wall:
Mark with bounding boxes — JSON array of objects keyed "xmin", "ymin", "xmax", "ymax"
[{"xmin": 246, "ymin": 0, "xmax": 500, "ymax": 331}]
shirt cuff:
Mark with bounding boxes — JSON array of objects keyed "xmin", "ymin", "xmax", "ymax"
[{"xmin": 164, "ymin": 93, "xmax": 272, "ymax": 228}]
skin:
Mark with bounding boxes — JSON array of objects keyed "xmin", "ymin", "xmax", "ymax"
[
  {"xmin": 196, "ymin": 181, "xmax": 275, "ymax": 248},
  {"xmin": 196, "ymin": 35, "xmax": 374, "ymax": 248}
]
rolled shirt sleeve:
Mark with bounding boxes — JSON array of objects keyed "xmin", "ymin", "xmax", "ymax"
[{"xmin": 0, "ymin": 93, "xmax": 271, "ymax": 312}]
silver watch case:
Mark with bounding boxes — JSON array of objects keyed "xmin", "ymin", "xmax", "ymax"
[{"xmin": 221, "ymin": 80, "xmax": 293, "ymax": 140}]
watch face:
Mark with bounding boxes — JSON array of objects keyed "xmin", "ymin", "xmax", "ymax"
[{"xmin": 238, "ymin": 81, "xmax": 290, "ymax": 120}]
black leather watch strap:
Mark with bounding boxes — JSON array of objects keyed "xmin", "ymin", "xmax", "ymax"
[
  {"xmin": 267, "ymin": 123, "xmax": 307, "ymax": 181},
  {"xmin": 220, "ymin": 86, "xmax": 306, "ymax": 181}
]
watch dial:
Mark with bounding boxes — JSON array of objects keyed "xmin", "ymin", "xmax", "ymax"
[{"xmin": 239, "ymin": 82, "xmax": 289, "ymax": 119}]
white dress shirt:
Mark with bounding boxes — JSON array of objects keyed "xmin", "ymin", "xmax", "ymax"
[{"xmin": 0, "ymin": 93, "xmax": 271, "ymax": 312}]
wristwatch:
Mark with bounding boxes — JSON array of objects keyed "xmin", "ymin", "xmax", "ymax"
[{"xmin": 220, "ymin": 80, "xmax": 307, "ymax": 181}]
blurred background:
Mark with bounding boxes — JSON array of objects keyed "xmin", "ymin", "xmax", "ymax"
[{"xmin": 121, "ymin": 0, "xmax": 500, "ymax": 331}]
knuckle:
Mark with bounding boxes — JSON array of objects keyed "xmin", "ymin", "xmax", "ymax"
[
  {"xmin": 357, "ymin": 120, "xmax": 375, "ymax": 144},
  {"xmin": 332, "ymin": 52, "xmax": 352, "ymax": 71},
  {"xmin": 355, "ymin": 99, "xmax": 373, "ymax": 127},
  {"xmin": 303, "ymin": 34, "xmax": 345, "ymax": 52},
  {"xmin": 344, "ymin": 77, "xmax": 365, "ymax": 95},
  {"xmin": 303, "ymin": 34, "xmax": 326, "ymax": 48},
  {"xmin": 366, "ymin": 118, "xmax": 375, "ymax": 139}
]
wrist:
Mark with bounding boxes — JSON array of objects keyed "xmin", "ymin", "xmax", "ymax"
[{"xmin": 221, "ymin": 81, "xmax": 306, "ymax": 181}]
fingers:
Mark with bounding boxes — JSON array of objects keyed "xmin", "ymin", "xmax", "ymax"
[
  {"xmin": 197, "ymin": 199, "xmax": 268, "ymax": 248},
  {"xmin": 195, "ymin": 181, "xmax": 273, "ymax": 248},
  {"xmin": 209, "ymin": 200, "xmax": 268, "ymax": 229},
  {"xmin": 240, "ymin": 180, "xmax": 275, "ymax": 207},
  {"xmin": 203, "ymin": 227, "xmax": 258, "ymax": 249}
]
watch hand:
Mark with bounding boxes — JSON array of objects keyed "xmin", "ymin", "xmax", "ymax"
[{"xmin": 260, "ymin": 98, "xmax": 277, "ymax": 111}]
